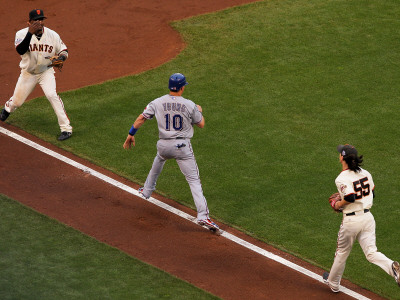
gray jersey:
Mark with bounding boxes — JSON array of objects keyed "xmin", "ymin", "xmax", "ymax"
[{"xmin": 142, "ymin": 94, "xmax": 203, "ymax": 139}]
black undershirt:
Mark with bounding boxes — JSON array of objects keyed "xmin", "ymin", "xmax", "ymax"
[
  {"xmin": 16, "ymin": 32, "xmax": 42, "ymax": 55},
  {"xmin": 344, "ymin": 190, "xmax": 375, "ymax": 203}
]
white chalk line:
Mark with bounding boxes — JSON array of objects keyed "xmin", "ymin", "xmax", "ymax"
[{"xmin": 0, "ymin": 126, "xmax": 370, "ymax": 300}]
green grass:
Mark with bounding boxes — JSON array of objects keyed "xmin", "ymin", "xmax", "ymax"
[
  {"xmin": 4, "ymin": 0, "xmax": 400, "ymax": 298},
  {"xmin": 0, "ymin": 195, "xmax": 218, "ymax": 300}
]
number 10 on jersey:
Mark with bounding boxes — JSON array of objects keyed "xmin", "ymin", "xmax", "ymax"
[{"xmin": 165, "ymin": 114, "xmax": 183, "ymax": 131}]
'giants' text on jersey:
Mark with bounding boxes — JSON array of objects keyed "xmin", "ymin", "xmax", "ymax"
[{"xmin": 29, "ymin": 44, "xmax": 53, "ymax": 53}]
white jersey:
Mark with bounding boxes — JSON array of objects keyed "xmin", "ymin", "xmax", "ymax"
[
  {"xmin": 142, "ymin": 94, "xmax": 203, "ymax": 139},
  {"xmin": 15, "ymin": 27, "xmax": 68, "ymax": 74},
  {"xmin": 335, "ymin": 167, "xmax": 375, "ymax": 214}
]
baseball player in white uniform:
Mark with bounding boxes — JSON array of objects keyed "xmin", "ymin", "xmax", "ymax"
[
  {"xmin": 0, "ymin": 9, "xmax": 72, "ymax": 141},
  {"xmin": 323, "ymin": 144, "xmax": 399, "ymax": 292},
  {"xmin": 123, "ymin": 73, "xmax": 219, "ymax": 231}
]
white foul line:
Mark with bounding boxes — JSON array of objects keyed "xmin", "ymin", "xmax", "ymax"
[{"xmin": 0, "ymin": 126, "xmax": 370, "ymax": 300}]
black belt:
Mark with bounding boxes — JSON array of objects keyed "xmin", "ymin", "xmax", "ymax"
[
  {"xmin": 161, "ymin": 137, "xmax": 186, "ymax": 140},
  {"xmin": 346, "ymin": 209, "xmax": 369, "ymax": 216}
]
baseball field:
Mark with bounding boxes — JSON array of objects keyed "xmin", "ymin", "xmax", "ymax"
[{"xmin": 1, "ymin": 0, "xmax": 400, "ymax": 299}]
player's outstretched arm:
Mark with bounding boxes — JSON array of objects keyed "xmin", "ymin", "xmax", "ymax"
[
  {"xmin": 123, "ymin": 114, "xmax": 147, "ymax": 150},
  {"xmin": 123, "ymin": 135, "xmax": 135, "ymax": 149},
  {"xmin": 133, "ymin": 114, "xmax": 147, "ymax": 129}
]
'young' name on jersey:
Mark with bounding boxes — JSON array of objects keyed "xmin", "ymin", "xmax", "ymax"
[{"xmin": 163, "ymin": 102, "xmax": 187, "ymax": 113}]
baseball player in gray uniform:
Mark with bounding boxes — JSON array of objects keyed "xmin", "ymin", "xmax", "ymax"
[
  {"xmin": 0, "ymin": 9, "xmax": 72, "ymax": 141},
  {"xmin": 123, "ymin": 73, "xmax": 219, "ymax": 231},
  {"xmin": 323, "ymin": 144, "xmax": 400, "ymax": 292}
]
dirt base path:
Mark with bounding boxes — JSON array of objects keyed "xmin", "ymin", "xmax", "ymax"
[{"xmin": 0, "ymin": 1, "xmax": 386, "ymax": 299}]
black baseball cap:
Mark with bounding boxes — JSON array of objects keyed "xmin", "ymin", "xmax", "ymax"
[
  {"xmin": 29, "ymin": 9, "xmax": 47, "ymax": 21},
  {"xmin": 337, "ymin": 144, "xmax": 358, "ymax": 157}
]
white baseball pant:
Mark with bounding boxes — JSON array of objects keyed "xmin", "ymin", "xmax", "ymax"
[
  {"xmin": 4, "ymin": 68, "xmax": 72, "ymax": 133},
  {"xmin": 328, "ymin": 212, "xmax": 395, "ymax": 290}
]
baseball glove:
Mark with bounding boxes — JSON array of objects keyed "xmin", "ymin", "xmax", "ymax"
[
  {"xmin": 328, "ymin": 192, "xmax": 343, "ymax": 212},
  {"xmin": 47, "ymin": 55, "xmax": 65, "ymax": 71}
]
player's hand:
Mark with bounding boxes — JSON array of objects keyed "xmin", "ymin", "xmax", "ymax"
[
  {"xmin": 196, "ymin": 104, "xmax": 203, "ymax": 113},
  {"xmin": 123, "ymin": 135, "xmax": 135, "ymax": 149},
  {"xmin": 328, "ymin": 192, "xmax": 343, "ymax": 212},
  {"xmin": 28, "ymin": 20, "xmax": 43, "ymax": 35}
]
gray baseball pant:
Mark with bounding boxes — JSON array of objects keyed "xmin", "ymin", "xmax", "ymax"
[{"xmin": 141, "ymin": 139, "xmax": 210, "ymax": 220}]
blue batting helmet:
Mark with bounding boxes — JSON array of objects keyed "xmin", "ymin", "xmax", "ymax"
[{"xmin": 168, "ymin": 73, "xmax": 189, "ymax": 91}]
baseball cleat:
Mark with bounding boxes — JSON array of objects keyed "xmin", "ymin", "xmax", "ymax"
[
  {"xmin": 322, "ymin": 272, "xmax": 339, "ymax": 293},
  {"xmin": 58, "ymin": 131, "xmax": 72, "ymax": 141},
  {"xmin": 197, "ymin": 218, "xmax": 219, "ymax": 231},
  {"xmin": 393, "ymin": 261, "xmax": 400, "ymax": 287},
  {"xmin": 0, "ymin": 108, "xmax": 10, "ymax": 121},
  {"xmin": 138, "ymin": 187, "xmax": 149, "ymax": 199}
]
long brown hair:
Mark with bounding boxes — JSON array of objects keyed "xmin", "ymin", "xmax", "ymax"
[{"xmin": 343, "ymin": 153, "xmax": 363, "ymax": 172}]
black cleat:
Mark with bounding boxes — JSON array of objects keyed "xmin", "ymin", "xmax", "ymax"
[
  {"xmin": 322, "ymin": 272, "xmax": 329, "ymax": 282},
  {"xmin": 0, "ymin": 108, "xmax": 10, "ymax": 121},
  {"xmin": 58, "ymin": 131, "xmax": 72, "ymax": 141}
]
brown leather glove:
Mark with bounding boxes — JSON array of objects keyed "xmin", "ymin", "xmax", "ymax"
[{"xmin": 48, "ymin": 55, "xmax": 66, "ymax": 71}]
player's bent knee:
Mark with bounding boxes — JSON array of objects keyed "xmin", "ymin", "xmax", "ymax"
[{"xmin": 365, "ymin": 252, "xmax": 377, "ymax": 262}]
